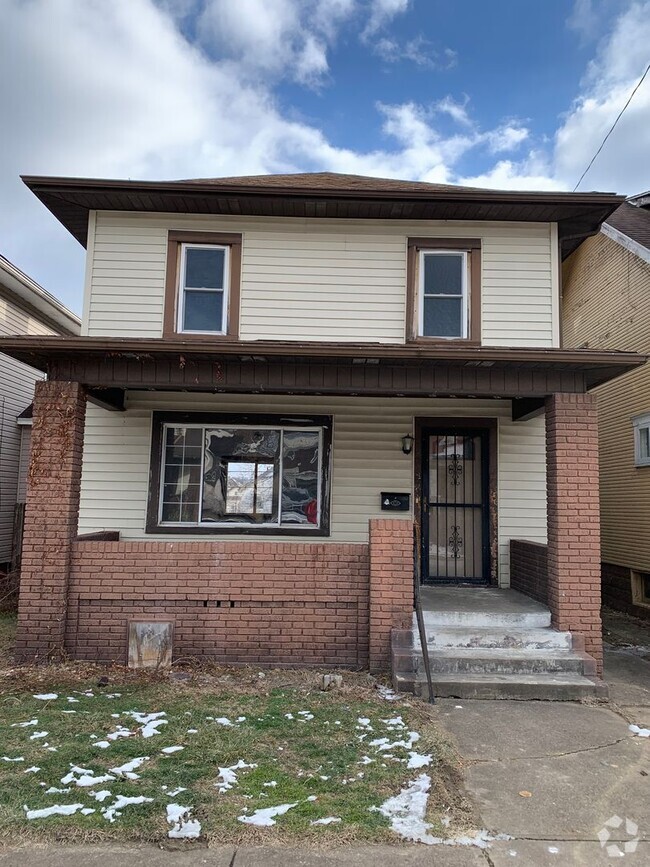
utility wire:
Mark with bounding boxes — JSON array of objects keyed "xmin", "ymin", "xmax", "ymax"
[{"xmin": 573, "ymin": 60, "xmax": 650, "ymax": 191}]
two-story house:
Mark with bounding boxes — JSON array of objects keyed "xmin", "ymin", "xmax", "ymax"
[
  {"xmin": 0, "ymin": 254, "xmax": 80, "ymax": 577},
  {"xmin": 563, "ymin": 196, "xmax": 650, "ymax": 622},
  {"xmin": 0, "ymin": 173, "xmax": 643, "ymax": 699}
]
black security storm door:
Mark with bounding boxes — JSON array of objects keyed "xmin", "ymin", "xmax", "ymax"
[{"xmin": 421, "ymin": 428, "xmax": 490, "ymax": 585}]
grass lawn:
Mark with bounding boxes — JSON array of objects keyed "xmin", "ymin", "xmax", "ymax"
[{"xmin": 0, "ymin": 661, "xmax": 471, "ymax": 847}]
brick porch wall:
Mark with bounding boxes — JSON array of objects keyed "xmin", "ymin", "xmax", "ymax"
[
  {"xmin": 368, "ymin": 518, "xmax": 413, "ymax": 673},
  {"xmin": 510, "ymin": 539, "xmax": 548, "ymax": 605},
  {"xmin": 67, "ymin": 541, "xmax": 370, "ymax": 667},
  {"xmin": 546, "ymin": 392, "xmax": 603, "ymax": 672}
]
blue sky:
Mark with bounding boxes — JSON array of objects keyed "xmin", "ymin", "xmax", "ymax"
[{"xmin": 1, "ymin": 0, "xmax": 649, "ymax": 312}]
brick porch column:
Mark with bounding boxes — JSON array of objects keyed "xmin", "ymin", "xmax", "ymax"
[
  {"xmin": 15, "ymin": 381, "xmax": 87, "ymax": 663},
  {"xmin": 545, "ymin": 392, "xmax": 603, "ymax": 673},
  {"xmin": 368, "ymin": 518, "xmax": 413, "ymax": 673}
]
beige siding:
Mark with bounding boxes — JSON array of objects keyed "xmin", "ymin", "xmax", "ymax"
[
  {"xmin": 563, "ymin": 232, "xmax": 650, "ymax": 571},
  {"xmin": 0, "ymin": 291, "xmax": 56, "ymax": 560},
  {"xmin": 85, "ymin": 212, "xmax": 557, "ymax": 347},
  {"xmin": 78, "ymin": 392, "xmax": 547, "ymax": 586}
]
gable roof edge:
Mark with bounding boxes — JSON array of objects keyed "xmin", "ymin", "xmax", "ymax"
[{"xmin": 601, "ymin": 222, "xmax": 650, "ymax": 266}]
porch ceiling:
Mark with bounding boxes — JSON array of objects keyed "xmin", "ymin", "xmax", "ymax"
[{"xmin": 0, "ymin": 336, "xmax": 643, "ymax": 397}]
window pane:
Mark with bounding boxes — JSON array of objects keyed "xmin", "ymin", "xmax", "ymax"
[
  {"xmin": 183, "ymin": 290, "xmax": 223, "ymax": 332},
  {"xmin": 640, "ymin": 427, "xmax": 650, "ymax": 459},
  {"xmin": 202, "ymin": 428, "xmax": 280, "ymax": 523},
  {"xmin": 423, "ymin": 253, "xmax": 463, "ymax": 296},
  {"xmin": 423, "ymin": 296, "xmax": 463, "ymax": 337},
  {"xmin": 281, "ymin": 431, "xmax": 320, "ymax": 525},
  {"xmin": 184, "ymin": 247, "xmax": 225, "ymax": 289},
  {"xmin": 160, "ymin": 426, "xmax": 205, "ymax": 524},
  {"xmin": 225, "ymin": 461, "xmax": 275, "ymax": 515}
]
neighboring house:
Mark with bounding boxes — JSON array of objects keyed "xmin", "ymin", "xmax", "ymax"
[
  {"xmin": 0, "ymin": 254, "xmax": 80, "ymax": 569},
  {"xmin": 0, "ymin": 173, "xmax": 643, "ymax": 699},
  {"xmin": 562, "ymin": 196, "xmax": 650, "ymax": 621}
]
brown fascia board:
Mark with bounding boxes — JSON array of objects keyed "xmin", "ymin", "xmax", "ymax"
[
  {"xmin": 21, "ymin": 175, "xmax": 625, "ymax": 248},
  {"xmin": 0, "ymin": 335, "xmax": 644, "ymax": 371}
]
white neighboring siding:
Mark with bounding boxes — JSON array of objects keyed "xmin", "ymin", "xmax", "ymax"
[
  {"xmin": 17, "ymin": 425, "xmax": 31, "ymax": 504},
  {"xmin": 0, "ymin": 293, "xmax": 57, "ymax": 560},
  {"xmin": 86, "ymin": 212, "xmax": 556, "ymax": 346},
  {"xmin": 78, "ymin": 392, "xmax": 547, "ymax": 586}
]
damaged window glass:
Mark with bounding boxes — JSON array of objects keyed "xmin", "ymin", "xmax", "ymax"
[{"xmin": 159, "ymin": 423, "xmax": 323, "ymax": 529}]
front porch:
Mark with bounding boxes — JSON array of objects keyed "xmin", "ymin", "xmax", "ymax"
[{"xmin": 0, "ymin": 336, "xmax": 642, "ymax": 689}]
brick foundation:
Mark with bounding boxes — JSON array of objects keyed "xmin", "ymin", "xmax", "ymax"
[
  {"xmin": 510, "ymin": 539, "xmax": 548, "ymax": 605},
  {"xmin": 15, "ymin": 381, "xmax": 87, "ymax": 662},
  {"xmin": 546, "ymin": 392, "xmax": 603, "ymax": 672},
  {"xmin": 368, "ymin": 518, "xmax": 413, "ymax": 673},
  {"xmin": 67, "ymin": 541, "xmax": 370, "ymax": 667}
]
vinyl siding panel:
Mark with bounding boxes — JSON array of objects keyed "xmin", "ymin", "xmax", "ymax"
[
  {"xmin": 86, "ymin": 212, "xmax": 557, "ymax": 346},
  {"xmin": 0, "ymin": 292, "xmax": 57, "ymax": 560},
  {"xmin": 563, "ymin": 231, "xmax": 650, "ymax": 571},
  {"xmin": 16, "ymin": 426, "xmax": 31, "ymax": 504},
  {"xmin": 78, "ymin": 392, "xmax": 547, "ymax": 586}
]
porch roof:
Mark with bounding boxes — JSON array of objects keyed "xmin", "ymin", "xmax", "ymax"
[{"xmin": 0, "ymin": 336, "xmax": 644, "ymax": 398}]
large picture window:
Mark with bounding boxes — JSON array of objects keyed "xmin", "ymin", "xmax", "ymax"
[{"xmin": 147, "ymin": 413, "xmax": 332, "ymax": 535}]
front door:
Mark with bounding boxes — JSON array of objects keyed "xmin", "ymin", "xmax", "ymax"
[{"xmin": 420, "ymin": 427, "xmax": 490, "ymax": 585}]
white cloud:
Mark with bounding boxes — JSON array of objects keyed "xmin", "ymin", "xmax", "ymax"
[
  {"xmin": 361, "ymin": 0, "xmax": 409, "ymax": 40},
  {"xmin": 374, "ymin": 35, "xmax": 457, "ymax": 69}
]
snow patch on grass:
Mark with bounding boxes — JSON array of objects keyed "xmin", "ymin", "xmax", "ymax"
[
  {"xmin": 33, "ymin": 694, "xmax": 58, "ymax": 701},
  {"xmin": 102, "ymin": 795, "xmax": 153, "ymax": 824},
  {"xmin": 166, "ymin": 803, "xmax": 202, "ymax": 839},
  {"xmin": 629, "ymin": 724, "xmax": 650, "ymax": 737},
  {"xmin": 238, "ymin": 802, "xmax": 298, "ymax": 826},
  {"xmin": 216, "ymin": 760, "xmax": 258, "ymax": 793},
  {"xmin": 25, "ymin": 803, "xmax": 85, "ymax": 820}
]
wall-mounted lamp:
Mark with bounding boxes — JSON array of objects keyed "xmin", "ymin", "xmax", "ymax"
[{"xmin": 401, "ymin": 434, "xmax": 414, "ymax": 455}]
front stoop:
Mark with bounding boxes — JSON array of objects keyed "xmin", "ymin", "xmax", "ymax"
[{"xmin": 392, "ymin": 602, "xmax": 607, "ymax": 701}]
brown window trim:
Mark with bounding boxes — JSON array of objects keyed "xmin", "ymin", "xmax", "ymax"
[
  {"xmin": 146, "ymin": 410, "xmax": 332, "ymax": 537},
  {"xmin": 163, "ymin": 231, "xmax": 242, "ymax": 340},
  {"xmin": 406, "ymin": 237, "xmax": 481, "ymax": 344}
]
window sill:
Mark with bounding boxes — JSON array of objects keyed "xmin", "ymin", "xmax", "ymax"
[
  {"xmin": 407, "ymin": 336, "xmax": 482, "ymax": 347},
  {"xmin": 162, "ymin": 330, "xmax": 237, "ymax": 341},
  {"xmin": 144, "ymin": 524, "xmax": 330, "ymax": 537}
]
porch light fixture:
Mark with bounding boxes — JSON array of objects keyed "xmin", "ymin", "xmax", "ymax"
[{"xmin": 401, "ymin": 434, "xmax": 414, "ymax": 455}]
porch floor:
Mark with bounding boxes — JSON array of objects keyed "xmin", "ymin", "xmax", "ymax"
[{"xmin": 419, "ymin": 586, "xmax": 549, "ymax": 617}]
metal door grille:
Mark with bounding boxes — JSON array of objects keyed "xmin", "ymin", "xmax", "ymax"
[{"xmin": 421, "ymin": 429, "xmax": 490, "ymax": 584}]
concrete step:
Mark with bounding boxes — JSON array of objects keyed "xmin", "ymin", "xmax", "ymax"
[
  {"xmin": 404, "ymin": 625, "xmax": 574, "ymax": 651},
  {"xmin": 394, "ymin": 647, "xmax": 595, "ymax": 676},
  {"xmin": 394, "ymin": 671, "xmax": 608, "ymax": 701},
  {"xmin": 419, "ymin": 607, "xmax": 551, "ymax": 629}
]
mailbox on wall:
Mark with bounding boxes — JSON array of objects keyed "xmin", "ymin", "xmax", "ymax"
[{"xmin": 380, "ymin": 492, "xmax": 410, "ymax": 511}]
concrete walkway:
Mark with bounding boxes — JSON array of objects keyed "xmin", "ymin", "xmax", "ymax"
[
  {"xmin": 0, "ymin": 645, "xmax": 648, "ymax": 866},
  {"xmin": 432, "ymin": 644, "xmax": 650, "ymax": 865}
]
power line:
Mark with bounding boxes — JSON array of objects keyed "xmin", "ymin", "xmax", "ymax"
[{"xmin": 573, "ymin": 60, "xmax": 650, "ymax": 192}]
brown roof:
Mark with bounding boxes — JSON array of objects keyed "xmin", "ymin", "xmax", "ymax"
[
  {"xmin": 21, "ymin": 172, "xmax": 625, "ymax": 251},
  {"xmin": 605, "ymin": 202, "xmax": 650, "ymax": 252},
  {"xmin": 180, "ymin": 172, "xmax": 498, "ymax": 195}
]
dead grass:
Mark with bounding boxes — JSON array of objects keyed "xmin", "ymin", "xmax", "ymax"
[{"xmin": 0, "ymin": 659, "xmax": 473, "ymax": 848}]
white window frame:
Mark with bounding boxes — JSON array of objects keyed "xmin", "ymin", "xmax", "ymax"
[
  {"xmin": 633, "ymin": 412, "xmax": 650, "ymax": 467},
  {"xmin": 177, "ymin": 243, "xmax": 230, "ymax": 335},
  {"xmin": 418, "ymin": 249, "xmax": 468, "ymax": 339},
  {"xmin": 158, "ymin": 423, "xmax": 324, "ymax": 530}
]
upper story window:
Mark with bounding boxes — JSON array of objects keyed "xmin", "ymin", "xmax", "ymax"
[
  {"xmin": 633, "ymin": 412, "xmax": 650, "ymax": 467},
  {"xmin": 164, "ymin": 231, "xmax": 242, "ymax": 339},
  {"xmin": 179, "ymin": 245, "xmax": 228, "ymax": 333},
  {"xmin": 407, "ymin": 238, "xmax": 481, "ymax": 343},
  {"xmin": 146, "ymin": 412, "xmax": 332, "ymax": 536}
]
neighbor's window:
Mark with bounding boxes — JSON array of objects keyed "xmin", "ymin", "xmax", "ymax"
[
  {"xmin": 178, "ymin": 244, "xmax": 228, "ymax": 334},
  {"xmin": 407, "ymin": 238, "xmax": 480, "ymax": 342},
  {"xmin": 419, "ymin": 250, "xmax": 468, "ymax": 338},
  {"xmin": 148, "ymin": 413, "xmax": 331, "ymax": 534},
  {"xmin": 631, "ymin": 570, "xmax": 650, "ymax": 609},
  {"xmin": 164, "ymin": 231, "xmax": 242, "ymax": 339},
  {"xmin": 633, "ymin": 412, "xmax": 650, "ymax": 467}
]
